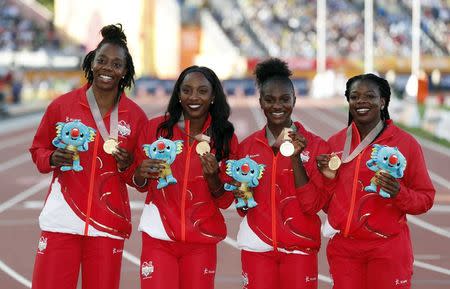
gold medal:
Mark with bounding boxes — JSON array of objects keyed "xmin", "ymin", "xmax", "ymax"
[
  {"xmin": 280, "ymin": 141, "xmax": 295, "ymax": 157},
  {"xmin": 196, "ymin": 141, "xmax": 211, "ymax": 155},
  {"xmin": 328, "ymin": 155, "xmax": 342, "ymax": 170},
  {"xmin": 103, "ymin": 139, "xmax": 118, "ymax": 154}
]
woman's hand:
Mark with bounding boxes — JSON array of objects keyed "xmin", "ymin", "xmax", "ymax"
[
  {"xmin": 288, "ymin": 131, "xmax": 307, "ymax": 157},
  {"xmin": 112, "ymin": 147, "xmax": 133, "ymax": 171},
  {"xmin": 135, "ymin": 159, "xmax": 165, "ymax": 179},
  {"xmin": 375, "ymin": 171, "xmax": 401, "ymax": 198},
  {"xmin": 199, "ymin": 153, "xmax": 220, "ymax": 179},
  {"xmin": 50, "ymin": 148, "xmax": 74, "ymax": 167},
  {"xmin": 316, "ymin": 154, "xmax": 337, "ymax": 179}
]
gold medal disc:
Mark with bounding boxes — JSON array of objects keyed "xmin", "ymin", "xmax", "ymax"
[
  {"xmin": 196, "ymin": 141, "xmax": 211, "ymax": 155},
  {"xmin": 280, "ymin": 141, "xmax": 295, "ymax": 157},
  {"xmin": 103, "ymin": 139, "xmax": 118, "ymax": 154},
  {"xmin": 328, "ymin": 155, "xmax": 342, "ymax": 170}
]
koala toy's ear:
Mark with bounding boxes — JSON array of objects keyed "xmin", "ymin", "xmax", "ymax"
[
  {"xmin": 257, "ymin": 164, "xmax": 265, "ymax": 179},
  {"xmin": 225, "ymin": 160, "xmax": 235, "ymax": 176},
  {"xmin": 175, "ymin": 140, "xmax": 183, "ymax": 155},
  {"xmin": 55, "ymin": 122, "xmax": 65, "ymax": 138},
  {"xmin": 143, "ymin": 144, "xmax": 151, "ymax": 158}
]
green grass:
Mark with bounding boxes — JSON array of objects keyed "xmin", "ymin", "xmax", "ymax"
[{"xmin": 396, "ymin": 122, "xmax": 450, "ymax": 148}]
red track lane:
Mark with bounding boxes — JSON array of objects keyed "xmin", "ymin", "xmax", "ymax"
[{"xmin": 0, "ymin": 96, "xmax": 449, "ymax": 289}]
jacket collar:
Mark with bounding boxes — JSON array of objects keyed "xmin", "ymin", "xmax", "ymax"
[{"xmin": 78, "ymin": 84, "xmax": 129, "ymax": 116}]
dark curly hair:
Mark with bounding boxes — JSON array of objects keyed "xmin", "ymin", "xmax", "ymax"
[
  {"xmin": 157, "ymin": 66, "xmax": 234, "ymax": 162},
  {"xmin": 81, "ymin": 24, "xmax": 135, "ymax": 95},
  {"xmin": 254, "ymin": 58, "xmax": 295, "ymax": 97},
  {"xmin": 344, "ymin": 73, "xmax": 391, "ymax": 126}
]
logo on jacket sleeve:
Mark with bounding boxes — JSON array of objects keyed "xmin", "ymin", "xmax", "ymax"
[
  {"xmin": 141, "ymin": 261, "xmax": 154, "ymax": 279},
  {"xmin": 38, "ymin": 237, "xmax": 47, "ymax": 253}
]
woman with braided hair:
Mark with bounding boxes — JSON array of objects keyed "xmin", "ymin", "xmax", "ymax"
[
  {"xmin": 29, "ymin": 24, "xmax": 147, "ymax": 289},
  {"xmin": 314, "ymin": 73, "xmax": 435, "ymax": 289}
]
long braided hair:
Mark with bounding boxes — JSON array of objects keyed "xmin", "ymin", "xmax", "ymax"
[{"xmin": 81, "ymin": 24, "xmax": 135, "ymax": 96}]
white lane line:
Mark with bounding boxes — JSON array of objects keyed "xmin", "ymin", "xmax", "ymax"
[
  {"xmin": 122, "ymin": 250, "xmax": 140, "ymax": 266},
  {"xmin": 428, "ymin": 171, "xmax": 450, "ymax": 190},
  {"xmin": 414, "ymin": 260, "xmax": 450, "ymax": 276},
  {"xmin": 223, "ymin": 237, "xmax": 333, "ymax": 284},
  {"xmin": 408, "ymin": 215, "xmax": 450, "ymax": 238},
  {"xmin": 0, "ymin": 113, "xmax": 42, "ymax": 136},
  {"xmin": 429, "ymin": 205, "xmax": 450, "ymax": 213},
  {"xmin": 0, "ymin": 178, "xmax": 49, "ymax": 214},
  {"xmin": 0, "ymin": 260, "xmax": 31, "ymax": 288},
  {"xmin": 0, "ymin": 153, "xmax": 30, "ymax": 173},
  {"xmin": 0, "ymin": 134, "xmax": 32, "ymax": 151}
]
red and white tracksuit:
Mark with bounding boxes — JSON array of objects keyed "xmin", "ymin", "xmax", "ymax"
[
  {"xmin": 236, "ymin": 122, "xmax": 332, "ymax": 289},
  {"xmin": 304, "ymin": 120, "xmax": 435, "ymax": 289},
  {"xmin": 29, "ymin": 84, "xmax": 147, "ymax": 289},
  {"xmin": 131, "ymin": 115, "xmax": 238, "ymax": 289}
]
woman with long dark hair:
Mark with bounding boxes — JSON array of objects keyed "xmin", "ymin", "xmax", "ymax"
[{"xmin": 131, "ymin": 65, "xmax": 237, "ymax": 289}]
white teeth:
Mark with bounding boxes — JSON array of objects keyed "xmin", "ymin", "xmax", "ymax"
[
  {"xmin": 356, "ymin": 109, "xmax": 369, "ymax": 113},
  {"xmin": 188, "ymin": 105, "xmax": 201, "ymax": 109},
  {"xmin": 99, "ymin": 75, "xmax": 112, "ymax": 80},
  {"xmin": 272, "ymin": 112, "xmax": 284, "ymax": 116}
]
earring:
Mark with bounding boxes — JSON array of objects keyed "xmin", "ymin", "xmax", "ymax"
[
  {"xmin": 211, "ymin": 100, "xmax": 214, "ymax": 104},
  {"xmin": 122, "ymin": 76, "xmax": 125, "ymax": 79},
  {"xmin": 179, "ymin": 99, "xmax": 181, "ymax": 103},
  {"xmin": 381, "ymin": 106, "xmax": 385, "ymax": 110}
]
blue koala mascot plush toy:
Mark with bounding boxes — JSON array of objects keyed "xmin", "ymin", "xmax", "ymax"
[
  {"xmin": 143, "ymin": 137, "xmax": 183, "ymax": 189},
  {"xmin": 364, "ymin": 144, "xmax": 407, "ymax": 198},
  {"xmin": 52, "ymin": 120, "xmax": 96, "ymax": 172},
  {"xmin": 224, "ymin": 156, "xmax": 265, "ymax": 208}
]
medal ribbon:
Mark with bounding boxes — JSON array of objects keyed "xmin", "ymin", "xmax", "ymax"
[
  {"xmin": 86, "ymin": 87, "xmax": 119, "ymax": 142},
  {"xmin": 341, "ymin": 120, "xmax": 383, "ymax": 163}
]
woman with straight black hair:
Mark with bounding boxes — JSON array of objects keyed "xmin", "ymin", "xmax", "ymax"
[{"xmin": 131, "ymin": 65, "xmax": 238, "ymax": 289}]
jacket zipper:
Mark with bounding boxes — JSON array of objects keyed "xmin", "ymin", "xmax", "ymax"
[
  {"xmin": 271, "ymin": 154, "xmax": 278, "ymax": 250},
  {"xmin": 180, "ymin": 120, "xmax": 191, "ymax": 242},
  {"xmin": 84, "ymin": 135, "xmax": 99, "ymax": 235}
]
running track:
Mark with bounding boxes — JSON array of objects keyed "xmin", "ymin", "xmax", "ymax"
[{"xmin": 0, "ymin": 95, "xmax": 449, "ymax": 289}]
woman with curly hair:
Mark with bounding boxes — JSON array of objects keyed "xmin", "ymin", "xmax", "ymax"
[{"xmin": 29, "ymin": 24, "xmax": 147, "ymax": 289}]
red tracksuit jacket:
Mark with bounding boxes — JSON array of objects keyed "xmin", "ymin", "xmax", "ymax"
[
  {"xmin": 133, "ymin": 115, "xmax": 238, "ymax": 244},
  {"xmin": 321, "ymin": 120, "xmax": 435, "ymax": 239},
  {"xmin": 237, "ymin": 122, "xmax": 332, "ymax": 252},
  {"xmin": 29, "ymin": 84, "xmax": 147, "ymax": 238}
]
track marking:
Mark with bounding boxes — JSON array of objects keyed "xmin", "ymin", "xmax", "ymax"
[
  {"xmin": 0, "ymin": 178, "xmax": 49, "ymax": 214},
  {"xmin": 0, "ymin": 153, "xmax": 30, "ymax": 173},
  {"xmin": 429, "ymin": 205, "xmax": 450, "ymax": 213},
  {"xmin": 414, "ymin": 260, "xmax": 450, "ymax": 276},
  {"xmin": 0, "ymin": 134, "xmax": 32, "ymax": 151},
  {"xmin": 0, "ymin": 113, "xmax": 42, "ymax": 136},
  {"xmin": 408, "ymin": 215, "xmax": 450, "ymax": 238},
  {"xmin": 0, "ymin": 260, "xmax": 31, "ymax": 288}
]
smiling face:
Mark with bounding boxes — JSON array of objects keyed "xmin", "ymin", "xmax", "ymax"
[
  {"xmin": 179, "ymin": 72, "xmax": 214, "ymax": 121},
  {"xmin": 259, "ymin": 78, "xmax": 295, "ymax": 129},
  {"xmin": 91, "ymin": 43, "xmax": 127, "ymax": 93},
  {"xmin": 348, "ymin": 80, "xmax": 385, "ymax": 128}
]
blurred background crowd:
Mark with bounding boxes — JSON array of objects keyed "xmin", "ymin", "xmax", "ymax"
[{"xmin": 0, "ymin": 0, "xmax": 449, "ymax": 140}]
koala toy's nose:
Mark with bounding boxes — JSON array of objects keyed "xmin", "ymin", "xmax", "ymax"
[
  {"xmin": 241, "ymin": 163, "xmax": 250, "ymax": 174},
  {"xmin": 157, "ymin": 142, "xmax": 166, "ymax": 150},
  {"xmin": 70, "ymin": 128, "xmax": 80, "ymax": 138},
  {"xmin": 389, "ymin": 154, "xmax": 398, "ymax": 165}
]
